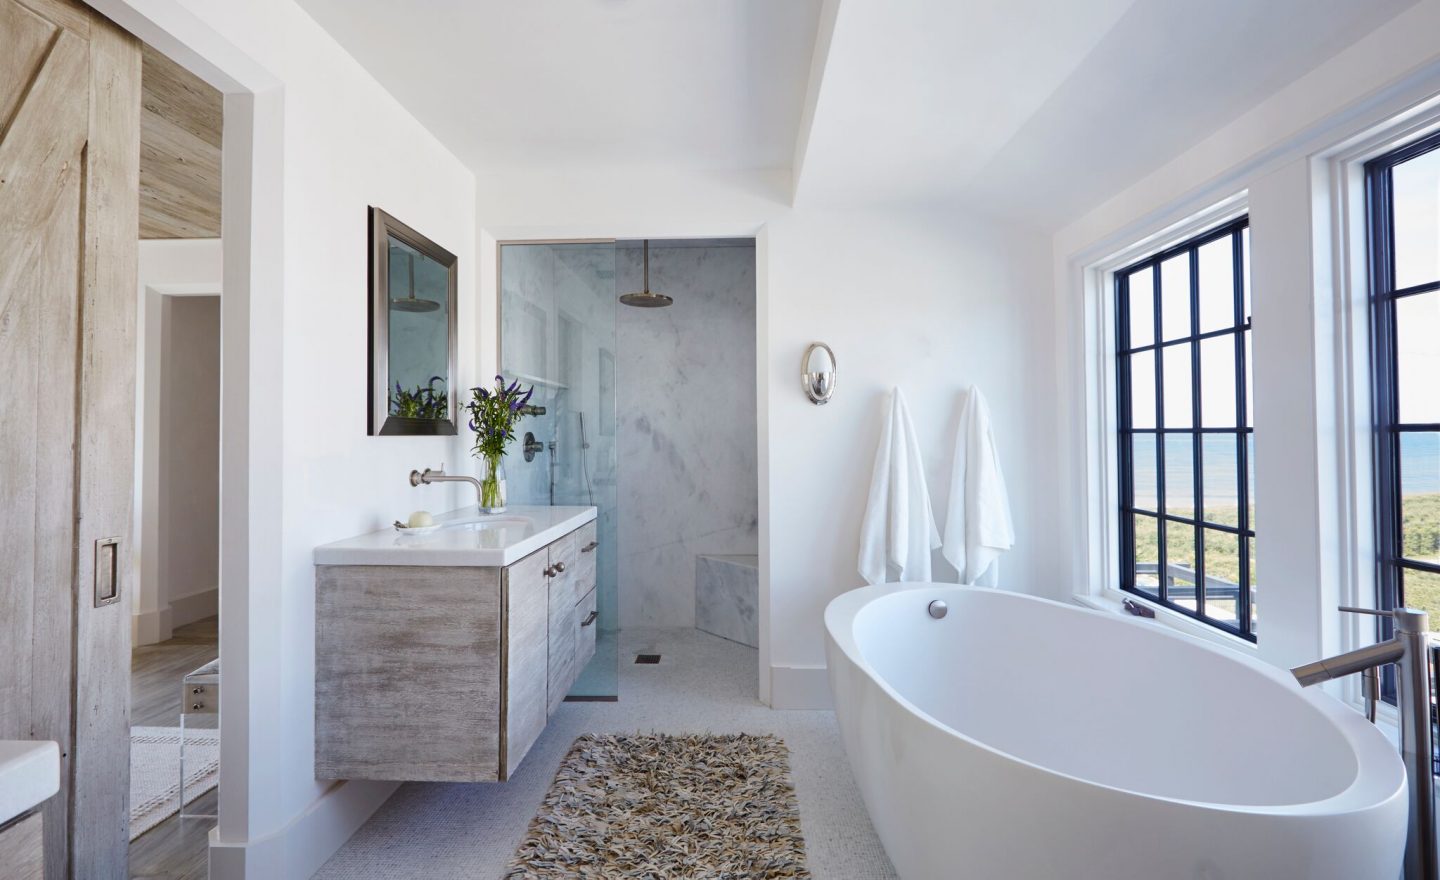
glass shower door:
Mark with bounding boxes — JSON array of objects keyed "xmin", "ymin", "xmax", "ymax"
[{"xmin": 499, "ymin": 241, "xmax": 619, "ymax": 698}]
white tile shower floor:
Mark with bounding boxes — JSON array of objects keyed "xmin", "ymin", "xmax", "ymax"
[{"xmin": 315, "ymin": 626, "xmax": 898, "ymax": 879}]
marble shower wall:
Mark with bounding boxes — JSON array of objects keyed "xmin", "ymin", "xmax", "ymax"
[{"xmin": 616, "ymin": 241, "xmax": 758, "ymax": 627}]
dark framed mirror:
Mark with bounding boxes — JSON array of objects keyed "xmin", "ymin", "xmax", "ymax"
[{"xmin": 368, "ymin": 207, "xmax": 458, "ymax": 435}]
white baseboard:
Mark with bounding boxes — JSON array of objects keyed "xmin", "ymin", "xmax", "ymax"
[
  {"xmin": 171, "ymin": 585, "xmax": 219, "ymax": 628},
  {"xmin": 132, "ymin": 587, "xmax": 218, "ymax": 647},
  {"xmin": 132, "ymin": 605, "xmax": 174, "ymax": 647},
  {"xmin": 208, "ymin": 779, "xmax": 399, "ymax": 880},
  {"xmin": 769, "ymin": 664, "xmax": 833, "ymax": 710}
]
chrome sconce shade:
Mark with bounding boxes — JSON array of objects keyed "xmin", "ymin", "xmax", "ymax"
[{"xmin": 802, "ymin": 342, "xmax": 836, "ymax": 405}]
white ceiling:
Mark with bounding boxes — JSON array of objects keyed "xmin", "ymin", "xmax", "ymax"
[
  {"xmin": 795, "ymin": 0, "xmax": 1418, "ymax": 225},
  {"xmin": 294, "ymin": 0, "xmax": 822, "ymax": 173},
  {"xmin": 298, "ymin": 0, "xmax": 1418, "ymax": 229}
]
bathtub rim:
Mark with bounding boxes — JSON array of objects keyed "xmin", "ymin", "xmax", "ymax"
[{"xmin": 823, "ymin": 582, "xmax": 1406, "ymax": 818}]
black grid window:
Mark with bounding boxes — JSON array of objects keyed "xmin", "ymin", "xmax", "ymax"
[
  {"xmin": 1116, "ymin": 217, "xmax": 1256, "ymax": 640},
  {"xmin": 1367, "ymin": 131, "xmax": 1440, "ymax": 638}
]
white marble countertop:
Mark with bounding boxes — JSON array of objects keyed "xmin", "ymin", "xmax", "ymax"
[
  {"xmin": 0, "ymin": 740, "xmax": 59, "ymax": 826},
  {"xmin": 313, "ymin": 506, "xmax": 596, "ymax": 567}
]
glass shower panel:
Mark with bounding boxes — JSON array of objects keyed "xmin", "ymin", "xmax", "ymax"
[{"xmin": 499, "ymin": 242, "xmax": 619, "ymax": 699}]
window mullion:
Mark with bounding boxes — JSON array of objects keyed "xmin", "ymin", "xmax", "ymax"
[
  {"xmin": 1190, "ymin": 245, "xmax": 1205, "ymax": 619},
  {"xmin": 1233, "ymin": 227, "xmax": 1252, "ymax": 635},
  {"xmin": 1117, "ymin": 274, "xmax": 1135, "ymax": 594},
  {"xmin": 1153, "ymin": 264, "xmax": 1167, "ymax": 604}
]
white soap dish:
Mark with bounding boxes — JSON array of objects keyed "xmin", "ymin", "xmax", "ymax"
[{"xmin": 393, "ymin": 521, "xmax": 442, "ymax": 536}]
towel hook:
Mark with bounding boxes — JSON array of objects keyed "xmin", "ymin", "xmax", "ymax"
[{"xmin": 802, "ymin": 342, "xmax": 837, "ymax": 405}]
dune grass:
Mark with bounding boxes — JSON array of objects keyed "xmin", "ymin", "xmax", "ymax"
[{"xmin": 1132, "ymin": 493, "xmax": 1440, "ymax": 625}]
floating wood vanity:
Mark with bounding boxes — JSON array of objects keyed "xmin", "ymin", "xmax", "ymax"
[{"xmin": 313, "ymin": 506, "xmax": 598, "ymax": 782}]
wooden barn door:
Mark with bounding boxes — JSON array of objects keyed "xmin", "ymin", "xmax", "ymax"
[{"xmin": 0, "ymin": 0, "xmax": 140, "ymax": 877}]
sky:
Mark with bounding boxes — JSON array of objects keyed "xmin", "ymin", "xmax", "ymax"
[{"xmin": 1393, "ymin": 147, "xmax": 1440, "ymax": 425}]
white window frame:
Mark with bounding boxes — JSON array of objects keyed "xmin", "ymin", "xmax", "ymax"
[
  {"xmin": 1315, "ymin": 99, "xmax": 1440, "ymax": 719},
  {"xmin": 1066, "ymin": 93, "xmax": 1440, "ymax": 718},
  {"xmin": 1072, "ymin": 194, "xmax": 1256, "ymax": 652}
]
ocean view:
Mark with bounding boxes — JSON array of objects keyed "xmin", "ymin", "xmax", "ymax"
[{"xmin": 1131, "ymin": 431, "xmax": 1440, "ymax": 506}]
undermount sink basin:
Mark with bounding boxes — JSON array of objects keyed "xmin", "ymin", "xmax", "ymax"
[
  {"xmin": 0, "ymin": 740, "xmax": 60, "ymax": 825},
  {"xmin": 444, "ymin": 517, "xmax": 531, "ymax": 531}
]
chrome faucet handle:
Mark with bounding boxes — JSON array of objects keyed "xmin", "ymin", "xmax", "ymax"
[
  {"xmin": 1339, "ymin": 605, "xmax": 1390, "ymax": 617},
  {"xmin": 1340, "ymin": 605, "xmax": 1431, "ymax": 634}
]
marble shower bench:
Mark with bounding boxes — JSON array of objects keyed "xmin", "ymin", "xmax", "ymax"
[{"xmin": 695, "ymin": 554, "xmax": 758, "ymax": 648}]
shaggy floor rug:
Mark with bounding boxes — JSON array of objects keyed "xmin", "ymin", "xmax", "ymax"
[
  {"xmin": 130, "ymin": 726, "xmax": 220, "ymax": 840},
  {"xmin": 507, "ymin": 733, "xmax": 810, "ymax": 879}
]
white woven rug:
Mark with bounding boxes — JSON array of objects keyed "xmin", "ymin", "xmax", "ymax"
[{"xmin": 130, "ymin": 726, "xmax": 220, "ymax": 840}]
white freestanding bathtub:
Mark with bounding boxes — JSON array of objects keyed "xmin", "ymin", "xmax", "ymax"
[{"xmin": 824, "ymin": 584, "xmax": 1407, "ymax": 880}]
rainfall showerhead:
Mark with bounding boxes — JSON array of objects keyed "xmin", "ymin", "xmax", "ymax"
[
  {"xmin": 619, "ymin": 240, "xmax": 672, "ymax": 308},
  {"xmin": 618, "ymin": 290, "xmax": 673, "ymax": 308},
  {"xmin": 390, "ymin": 297, "xmax": 440, "ymax": 313},
  {"xmin": 391, "ymin": 250, "xmax": 441, "ymax": 313}
]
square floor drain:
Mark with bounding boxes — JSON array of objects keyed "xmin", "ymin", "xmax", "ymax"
[{"xmin": 634, "ymin": 654, "xmax": 661, "ymax": 664}]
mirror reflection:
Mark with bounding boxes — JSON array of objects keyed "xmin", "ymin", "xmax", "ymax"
[
  {"xmin": 369, "ymin": 207, "xmax": 457, "ymax": 435},
  {"xmin": 387, "ymin": 237, "xmax": 450, "ymax": 420}
]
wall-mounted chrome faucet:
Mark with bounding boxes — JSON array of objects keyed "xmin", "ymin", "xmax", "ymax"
[
  {"xmin": 1292, "ymin": 606, "xmax": 1435, "ymax": 880},
  {"xmin": 410, "ymin": 466, "xmax": 483, "ymax": 508}
]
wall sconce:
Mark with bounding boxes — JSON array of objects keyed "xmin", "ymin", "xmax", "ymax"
[{"xmin": 801, "ymin": 342, "xmax": 836, "ymax": 405}]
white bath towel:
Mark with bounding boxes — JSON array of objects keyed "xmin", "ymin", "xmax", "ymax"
[
  {"xmin": 942, "ymin": 385, "xmax": 1014, "ymax": 586},
  {"xmin": 858, "ymin": 387, "xmax": 941, "ymax": 585}
]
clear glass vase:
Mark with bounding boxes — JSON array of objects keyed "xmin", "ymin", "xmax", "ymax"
[{"xmin": 479, "ymin": 454, "xmax": 507, "ymax": 514}]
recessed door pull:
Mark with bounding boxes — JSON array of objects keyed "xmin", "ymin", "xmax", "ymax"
[{"xmin": 94, "ymin": 537, "xmax": 120, "ymax": 607}]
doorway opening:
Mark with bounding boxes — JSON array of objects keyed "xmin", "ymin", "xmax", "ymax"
[{"xmin": 127, "ymin": 42, "xmax": 224, "ymax": 880}]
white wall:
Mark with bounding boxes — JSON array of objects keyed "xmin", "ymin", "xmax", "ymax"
[
  {"xmin": 476, "ymin": 169, "xmax": 1061, "ymax": 708},
  {"xmin": 100, "ymin": 2, "xmax": 478, "ymax": 877},
  {"xmin": 159, "ymin": 296, "xmax": 222, "ymax": 623},
  {"xmin": 764, "ymin": 207, "xmax": 1059, "ymax": 705},
  {"xmin": 133, "ymin": 239, "xmax": 223, "ymax": 646},
  {"xmin": 1050, "ymin": 0, "xmax": 1440, "ymax": 677}
]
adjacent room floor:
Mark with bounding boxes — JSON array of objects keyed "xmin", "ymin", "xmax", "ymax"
[
  {"xmin": 130, "ymin": 617, "xmax": 219, "ymax": 880},
  {"xmin": 316, "ymin": 626, "xmax": 898, "ymax": 879}
]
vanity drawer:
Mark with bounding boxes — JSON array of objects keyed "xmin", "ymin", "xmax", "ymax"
[
  {"xmin": 574, "ymin": 520, "xmax": 598, "ymax": 591},
  {"xmin": 575, "ymin": 586, "xmax": 598, "ymax": 674},
  {"xmin": 548, "ymin": 531, "xmax": 580, "ymax": 610}
]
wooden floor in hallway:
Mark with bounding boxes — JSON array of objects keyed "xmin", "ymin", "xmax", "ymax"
[{"xmin": 129, "ymin": 616, "xmax": 218, "ymax": 880}]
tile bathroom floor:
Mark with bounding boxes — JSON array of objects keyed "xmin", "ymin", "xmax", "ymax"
[{"xmin": 315, "ymin": 626, "xmax": 898, "ymax": 879}]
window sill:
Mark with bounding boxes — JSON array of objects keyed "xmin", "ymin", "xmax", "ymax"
[{"xmin": 1073, "ymin": 589, "xmax": 1260, "ymax": 656}]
